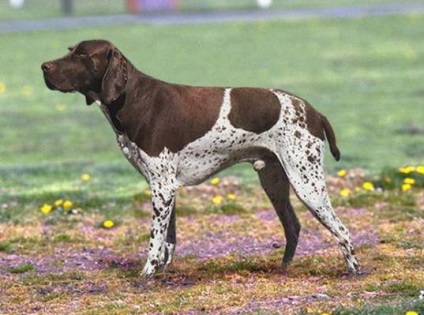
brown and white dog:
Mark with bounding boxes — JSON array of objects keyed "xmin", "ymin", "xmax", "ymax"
[{"xmin": 41, "ymin": 40, "xmax": 360, "ymax": 277}]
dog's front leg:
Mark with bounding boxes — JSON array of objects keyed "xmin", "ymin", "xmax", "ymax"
[
  {"xmin": 162, "ymin": 205, "xmax": 176, "ymax": 266},
  {"xmin": 141, "ymin": 185, "xmax": 176, "ymax": 278}
]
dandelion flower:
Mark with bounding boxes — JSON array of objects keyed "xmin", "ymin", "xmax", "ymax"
[
  {"xmin": 21, "ymin": 85, "xmax": 33, "ymax": 96},
  {"xmin": 399, "ymin": 166, "xmax": 415, "ymax": 174},
  {"xmin": 144, "ymin": 189, "xmax": 152, "ymax": 197},
  {"xmin": 416, "ymin": 166, "xmax": 424, "ymax": 174},
  {"xmin": 0, "ymin": 82, "xmax": 6, "ymax": 94},
  {"xmin": 63, "ymin": 200, "xmax": 73, "ymax": 211},
  {"xmin": 405, "ymin": 311, "xmax": 419, "ymax": 315},
  {"xmin": 402, "ymin": 184, "xmax": 412, "ymax": 192},
  {"xmin": 54, "ymin": 199, "xmax": 64, "ymax": 207},
  {"xmin": 337, "ymin": 169, "xmax": 347, "ymax": 177},
  {"xmin": 40, "ymin": 204, "xmax": 52, "ymax": 214},
  {"xmin": 81, "ymin": 173, "xmax": 91, "ymax": 181},
  {"xmin": 55, "ymin": 103, "xmax": 67, "ymax": 111},
  {"xmin": 339, "ymin": 188, "xmax": 350, "ymax": 197},
  {"xmin": 212, "ymin": 195, "xmax": 223, "ymax": 205},
  {"xmin": 210, "ymin": 177, "xmax": 220, "ymax": 186},
  {"xmin": 103, "ymin": 220, "xmax": 114, "ymax": 229},
  {"xmin": 227, "ymin": 193, "xmax": 236, "ymax": 201},
  {"xmin": 403, "ymin": 178, "xmax": 415, "ymax": 185},
  {"xmin": 384, "ymin": 176, "xmax": 392, "ymax": 183},
  {"xmin": 362, "ymin": 182, "xmax": 374, "ymax": 191}
]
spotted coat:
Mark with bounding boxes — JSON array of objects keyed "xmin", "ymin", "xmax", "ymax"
[{"xmin": 42, "ymin": 39, "xmax": 361, "ymax": 278}]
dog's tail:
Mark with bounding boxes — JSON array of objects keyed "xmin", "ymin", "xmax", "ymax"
[{"xmin": 321, "ymin": 114, "xmax": 341, "ymax": 161}]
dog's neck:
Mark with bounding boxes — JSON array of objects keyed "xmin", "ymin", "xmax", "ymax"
[{"xmin": 96, "ymin": 68, "xmax": 167, "ymax": 148}]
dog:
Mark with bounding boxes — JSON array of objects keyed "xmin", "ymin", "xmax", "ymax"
[{"xmin": 41, "ymin": 39, "xmax": 360, "ymax": 277}]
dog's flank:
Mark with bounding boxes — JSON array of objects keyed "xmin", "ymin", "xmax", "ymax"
[{"xmin": 42, "ymin": 39, "xmax": 360, "ymax": 278}]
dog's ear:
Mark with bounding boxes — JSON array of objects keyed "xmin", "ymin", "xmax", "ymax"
[{"xmin": 100, "ymin": 48, "xmax": 127, "ymax": 105}]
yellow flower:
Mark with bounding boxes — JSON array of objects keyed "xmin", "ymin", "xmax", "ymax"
[
  {"xmin": 416, "ymin": 166, "xmax": 424, "ymax": 174},
  {"xmin": 143, "ymin": 189, "xmax": 152, "ymax": 197},
  {"xmin": 403, "ymin": 178, "xmax": 415, "ymax": 185},
  {"xmin": 227, "ymin": 193, "xmax": 236, "ymax": 201},
  {"xmin": 21, "ymin": 85, "xmax": 33, "ymax": 96},
  {"xmin": 384, "ymin": 176, "xmax": 392, "ymax": 183},
  {"xmin": 402, "ymin": 184, "xmax": 412, "ymax": 192},
  {"xmin": 40, "ymin": 204, "xmax": 52, "ymax": 214},
  {"xmin": 212, "ymin": 195, "xmax": 223, "ymax": 205},
  {"xmin": 337, "ymin": 169, "xmax": 347, "ymax": 177},
  {"xmin": 63, "ymin": 200, "xmax": 73, "ymax": 211},
  {"xmin": 103, "ymin": 220, "xmax": 114, "ymax": 229},
  {"xmin": 54, "ymin": 199, "xmax": 64, "ymax": 207},
  {"xmin": 210, "ymin": 177, "xmax": 220, "ymax": 186},
  {"xmin": 354, "ymin": 186, "xmax": 362, "ymax": 192},
  {"xmin": 405, "ymin": 311, "xmax": 419, "ymax": 315},
  {"xmin": 399, "ymin": 166, "xmax": 415, "ymax": 174},
  {"xmin": 0, "ymin": 82, "xmax": 6, "ymax": 94},
  {"xmin": 339, "ymin": 188, "xmax": 351, "ymax": 197},
  {"xmin": 362, "ymin": 182, "xmax": 374, "ymax": 191},
  {"xmin": 81, "ymin": 173, "xmax": 91, "ymax": 181},
  {"xmin": 55, "ymin": 103, "xmax": 67, "ymax": 111}
]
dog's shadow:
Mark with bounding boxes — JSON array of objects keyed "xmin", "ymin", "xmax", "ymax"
[{"xmin": 108, "ymin": 255, "xmax": 363, "ymax": 290}]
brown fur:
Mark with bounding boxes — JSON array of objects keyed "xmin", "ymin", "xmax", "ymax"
[
  {"xmin": 228, "ymin": 88, "xmax": 281, "ymax": 134},
  {"xmin": 42, "ymin": 40, "xmax": 223, "ymax": 156}
]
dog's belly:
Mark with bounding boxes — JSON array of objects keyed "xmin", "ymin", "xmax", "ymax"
[{"xmin": 175, "ymin": 126, "xmax": 277, "ymax": 186}]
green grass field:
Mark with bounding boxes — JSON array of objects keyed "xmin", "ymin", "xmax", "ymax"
[
  {"xmin": 1, "ymin": 0, "xmax": 423, "ymax": 20},
  {"xmin": 0, "ymin": 11, "xmax": 424, "ymax": 315}
]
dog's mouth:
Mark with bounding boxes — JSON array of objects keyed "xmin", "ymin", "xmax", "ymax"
[
  {"xmin": 43, "ymin": 76, "xmax": 58, "ymax": 90},
  {"xmin": 43, "ymin": 75, "xmax": 76, "ymax": 93}
]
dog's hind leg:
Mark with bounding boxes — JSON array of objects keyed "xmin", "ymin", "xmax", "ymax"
[
  {"xmin": 276, "ymin": 140, "xmax": 360, "ymax": 274},
  {"xmin": 257, "ymin": 156, "xmax": 301, "ymax": 268}
]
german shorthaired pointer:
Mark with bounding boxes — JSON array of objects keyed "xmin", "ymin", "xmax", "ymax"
[{"xmin": 41, "ymin": 40, "xmax": 360, "ymax": 277}]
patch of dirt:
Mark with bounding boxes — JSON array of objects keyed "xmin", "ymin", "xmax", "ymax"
[{"xmin": 0, "ymin": 208, "xmax": 378, "ymax": 276}]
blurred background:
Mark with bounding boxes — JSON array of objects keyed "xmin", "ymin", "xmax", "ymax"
[{"xmin": 0, "ymin": 0, "xmax": 423, "ymax": 215}]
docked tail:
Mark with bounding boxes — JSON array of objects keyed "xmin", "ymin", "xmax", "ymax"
[{"xmin": 321, "ymin": 114, "xmax": 341, "ymax": 161}]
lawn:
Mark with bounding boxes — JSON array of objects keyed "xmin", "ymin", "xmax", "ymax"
[
  {"xmin": 1, "ymin": 0, "xmax": 423, "ymax": 20},
  {"xmin": 0, "ymin": 11, "xmax": 423, "ymax": 315}
]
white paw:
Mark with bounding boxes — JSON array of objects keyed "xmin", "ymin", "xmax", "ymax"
[
  {"xmin": 141, "ymin": 260, "xmax": 157, "ymax": 278},
  {"xmin": 164, "ymin": 242, "xmax": 176, "ymax": 266}
]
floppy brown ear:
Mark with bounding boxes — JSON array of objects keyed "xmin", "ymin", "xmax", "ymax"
[{"xmin": 100, "ymin": 48, "xmax": 127, "ymax": 105}]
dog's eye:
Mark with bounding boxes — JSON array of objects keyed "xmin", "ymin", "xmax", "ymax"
[{"xmin": 74, "ymin": 51, "xmax": 87, "ymax": 58}]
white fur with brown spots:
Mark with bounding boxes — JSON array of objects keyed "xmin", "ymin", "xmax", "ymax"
[
  {"xmin": 100, "ymin": 88, "xmax": 360, "ymax": 277},
  {"xmin": 42, "ymin": 40, "xmax": 360, "ymax": 278}
]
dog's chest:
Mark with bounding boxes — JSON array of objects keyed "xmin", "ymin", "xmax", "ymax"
[{"xmin": 116, "ymin": 134, "xmax": 149, "ymax": 176}]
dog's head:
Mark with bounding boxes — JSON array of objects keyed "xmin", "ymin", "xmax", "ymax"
[{"xmin": 41, "ymin": 39, "xmax": 128, "ymax": 105}]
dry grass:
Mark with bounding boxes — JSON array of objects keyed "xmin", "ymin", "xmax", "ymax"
[{"xmin": 0, "ymin": 172, "xmax": 423, "ymax": 314}]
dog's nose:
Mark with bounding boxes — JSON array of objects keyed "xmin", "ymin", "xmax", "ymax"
[{"xmin": 41, "ymin": 62, "xmax": 55, "ymax": 72}]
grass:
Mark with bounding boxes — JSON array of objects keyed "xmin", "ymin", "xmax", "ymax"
[
  {"xmin": 0, "ymin": 169, "xmax": 423, "ymax": 313},
  {"xmin": 1, "ymin": 16, "xmax": 423, "ymax": 169},
  {"xmin": 300, "ymin": 299, "xmax": 424, "ymax": 315},
  {"xmin": 1, "ymin": 14, "xmax": 423, "ymax": 226},
  {"xmin": 1, "ymin": 0, "xmax": 423, "ymax": 21},
  {"xmin": 8, "ymin": 263, "xmax": 35, "ymax": 274},
  {"xmin": 0, "ymin": 10, "xmax": 424, "ymax": 315}
]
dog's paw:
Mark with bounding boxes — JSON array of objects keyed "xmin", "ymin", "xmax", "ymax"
[
  {"xmin": 141, "ymin": 259, "xmax": 158, "ymax": 279},
  {"xmin": 163, "ymin": 242, "xmax": 176, "ymax": 266}
]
